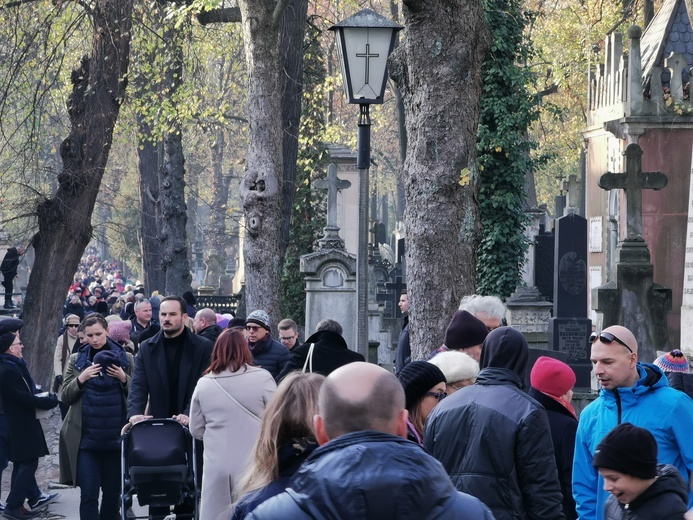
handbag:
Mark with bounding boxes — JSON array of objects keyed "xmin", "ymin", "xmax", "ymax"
[{"xmin": 302, "ymin": 343, "xmax": 315, "ymax": 373}]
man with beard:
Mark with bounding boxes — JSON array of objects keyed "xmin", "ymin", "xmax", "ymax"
[{"xmin": 127, "ymin": 296, "xmax": 212, "ymax": 520}]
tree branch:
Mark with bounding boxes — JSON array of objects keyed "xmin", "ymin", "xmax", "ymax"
[
  {"xmin": 271, "ymin": 0, "xmax": 290, "ymax": 28},
  {"xmin": 196, "ymin": 6, "xmax": 241, "ymax": 25}
]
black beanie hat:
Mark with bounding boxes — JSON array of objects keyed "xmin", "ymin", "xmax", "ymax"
[
  {"xmin": 397, "ymin": 361, "xmax": 446, "ymax": 410},
  {"xmin": 593, "ymin": 423, "xmax": 658, "ymax": 479},
  {"xmin": 444, "ymin": 310, "xmax": 489, "ymax": 350},
  {"xmin": 0, "ymin": 318, "xmax": 23, "ymax": 353},
  {"xmin": 93, "ymin": 349, "xmax": 122, "ymax": 371}
]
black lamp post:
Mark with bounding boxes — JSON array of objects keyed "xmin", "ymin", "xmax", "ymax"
[{"xmin": 330, "ymin": 10, "xmax": 402, "ymax": 357}]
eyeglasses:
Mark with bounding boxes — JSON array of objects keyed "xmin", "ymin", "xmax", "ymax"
[
  {"xmin": 67, "ymin": 324, "xmax": 80, "ymax": 328},
  {"xmin": 589, "ymin": 331, "xmax": 633, "ymax": 354},
  {"xmin": 425, "ymin": 391, "xmax": 447, "ymax": 402},
  {"xmin": 447, "ymin": 383, "xmax": 465, "ymax": 391},
  {"xmin": 279, "ymin": 336, "xmax": 296, "ymax": 342},
  {"xmin": 246, "ymin": 325, "xmax": 261, "ymax": 331}
]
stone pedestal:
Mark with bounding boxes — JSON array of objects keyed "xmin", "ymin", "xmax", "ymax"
[
  {"xmin": 505, "ymin": 286, "xmax": 553, "ymax": 349},
  {"xmin": 301, "ymin": 249, "xmax": 358, "ymax": 351},
  {"xmin": 592, "ymin": 238, "xmax": 672, "ymax": 363},
  {"xmin": 680, "ymin": 157, "xmax": 693, "ymax": 356}
]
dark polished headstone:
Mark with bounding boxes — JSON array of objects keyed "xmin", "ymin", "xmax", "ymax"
[
  {"xmin": 535, "ymin": 229, "xmax": 555, "ymax": 302},
  {"xmin": 548, "ymin": 317, "xmax": 592, "ymax": 389},
  {"xmin": 550, "ymin": 213, "xmax": 591, "ymax": 388},
  {"xmin": 553, "ymin": 214, "xmax": 588, "ymax": 317}
]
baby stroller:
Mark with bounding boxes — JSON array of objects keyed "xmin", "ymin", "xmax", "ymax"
[{"xmin": 121, "ymin": 419, "xmax": 199, "ymax": 520}]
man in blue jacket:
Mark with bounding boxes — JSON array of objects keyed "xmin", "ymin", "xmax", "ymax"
[
  {"xmin": 246, "ymin": 362, "xmax": 494, "ymax": 520},
  {"xmin": 573, "ymin": 325, "xmax": 693, "ymax": 520}
]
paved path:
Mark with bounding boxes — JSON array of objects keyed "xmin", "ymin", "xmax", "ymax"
[{"xmin": 1, "ymin": 409, "xmax": 151, "ymax": 519}]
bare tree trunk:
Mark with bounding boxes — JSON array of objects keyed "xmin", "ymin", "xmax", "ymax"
[
  {"xmin": 278, "ymin": 0, "xmax": 309, "ymax": 265},
  {"xmin": 390, "ymin": 0, "xmax": 406, "ymax": 222},
  {"xmin": 237, "ymin": 0, "xmax": 290, "ymax": 321},
  {"xmin": 23, "ymin": 0, "xmax": 133, "ymax": 386},
  {"xmin": 390, "ymin": 0, "xmax": 490, "ymax": 360},
  {"xmin": 137, "ymin": 116, "xmax": 165, "ymax": 294},
  {"xmin": 209, "ymin": 128, "xmax": 229, "ymax": 259},
  {"xmin": 159, "ymin": 26, "xmax": 191, "ymax": 296}
]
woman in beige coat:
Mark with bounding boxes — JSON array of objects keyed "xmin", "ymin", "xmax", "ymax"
[{"xmin": 190, "ymin": 329, "xmax": 276, "ymax": 520}]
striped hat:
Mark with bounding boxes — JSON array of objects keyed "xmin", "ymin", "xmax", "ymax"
[{"xmin": 653, "ymin": 349, "xmax": 690, "ymax": 374}]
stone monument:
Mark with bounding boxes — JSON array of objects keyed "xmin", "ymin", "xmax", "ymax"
[
  {"xmin": 592, "ymin": 143, "xmax": 672, "ymax": 362},
  {"xmin": 548, "ymin": 213, "xmax": 593, "ymax": 389},
  {"xmin": 301, "ymin": 163, "xmax": 358, "ymax": 349}
]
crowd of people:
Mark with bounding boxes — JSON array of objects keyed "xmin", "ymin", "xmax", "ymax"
[{"xmin": 0, "ymin": 254, "xmax": 693, "ymax": 519}]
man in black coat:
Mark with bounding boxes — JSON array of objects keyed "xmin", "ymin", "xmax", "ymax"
[
  {"xmin": 276, "ymin": 319, "xmax": 364, "ymax": 381},
  {"xmin": 0, "ymin": 246, "xmax": 23, "ymax": 309},
  {"xmin": 127, "ymin": 296, "xmax": 213, "ymax": 424},
  {"xmin": 127, "ymin": 296, "xmax": 212, "ymax": 520},
  {"xmin": 425, "ymin": 326, "xmax": 565, "ymax": 520},
  {"xmin": 193, "ymin": 308, "xmax": 223, "ymax": 345},
  {"xmin": 0, "ymin": 318, "xmax": 59, "ymax": 519}
]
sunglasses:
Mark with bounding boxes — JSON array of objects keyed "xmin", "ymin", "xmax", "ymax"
[
  {"xmin": 425, "ymin": 391, "xmax": 448, "ymax": 402},
  {"xmin": 246, "ymin": 325, "xmax": 261, "ymax": 331},
  {"xmin": 589, "ymin": 331, "xmax": 633, "ymax": 353},
  {"xmin": 67, "ymin": 324, "xmax": 80, "ymax": 328}
]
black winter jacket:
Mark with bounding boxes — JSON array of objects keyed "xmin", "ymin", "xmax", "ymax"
[
  {"xmin": 603, "ymin": 464, "xmax": 688, "ymax": 520},
  {"xmin": 666, "ymin": 372, "xmax": 693, "ymax": 399},
  {"xmin": 249, "ymin": 335, "xmax": 291, "ymax": 381},
  {"xmin": 276, "ymin": 330, "xmax": 364, "ymax": 381},
  {"xmin": 197, "ymin": 324, "xmax": 223, "ymax": 345},
  {"xmin": 127, "ymin": 328, "xmax": 212, "ymax": 419},
  {"xmin": 0, "ymin": 354, "xmax": 58, "ymax": 462},
  {"xmin": 528, "ymin": 387, "xmax": 578, "ymax": 520},
  {"xmin": 246, "ymin": 430, "xmax": 495, "ymax": 520},
  {"xmin": 425, "ymin": 326, "xmax": 565, "ymax": 520}
]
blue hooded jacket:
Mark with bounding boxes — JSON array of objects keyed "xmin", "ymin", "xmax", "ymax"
[{"xmin": 573, "ymin": 363, "xmax": 693, "ymax": 520}]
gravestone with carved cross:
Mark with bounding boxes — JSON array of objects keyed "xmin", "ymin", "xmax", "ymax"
[
  {"xmin": 314, "ymin": 163, "xmax": 351, "ymax": 250},
  {"xmin": 592, "ymin": 143, "xmax": 672, "ymax": 363}
]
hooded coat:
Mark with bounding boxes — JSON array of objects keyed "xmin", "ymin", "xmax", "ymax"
[
  {"xmin": 603, "ymin": 464, "xmax": 688, "ymax": 520},
  {"xmin": 425, "ymin": 326, "xmax": 565, "ymax": 520},
  {"xmin": 244, "ymin": 431, "xmax": 495, "ymax": 520},
  {"xmin": 276, "ymin": 330, "xmax": 364, "ymax": 381},
  {"xmin": 573, "ymin": 363, "xmax": 693, "ymax": 520}
]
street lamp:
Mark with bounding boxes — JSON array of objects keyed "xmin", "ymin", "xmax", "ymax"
[{"xmin": 330, "ymin": 10, "xmax": 402, "ymax": 358}]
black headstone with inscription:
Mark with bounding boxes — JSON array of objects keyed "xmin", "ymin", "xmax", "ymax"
[
  {"xmin": 548, "ymin": 213, "xmax": 592, "ymax": 389},
  {"xmin": 534, "ymin": 227, "xmax": 555, "ymax": 302}
]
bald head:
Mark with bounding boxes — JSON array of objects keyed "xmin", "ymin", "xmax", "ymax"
[
  {"xmin": 601, "ymin": 325, "xmax": 638, "ymax": 356},
  {"xmin": 317, "ymin": 362, "xmax": 406, "ymax": 441},
  {"xmin": 194, "ymin": 308, "xmax": 216, "ymax": 333}
]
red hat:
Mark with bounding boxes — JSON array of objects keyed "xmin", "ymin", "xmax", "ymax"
[{"xmin": 530, "ymin": 356, "xmax": 576, "ymax": 399}]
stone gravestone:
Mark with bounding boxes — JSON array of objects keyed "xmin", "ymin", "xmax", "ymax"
[
  {"xmin": 534, "ymin": 222, "xmax": 555, "ymax": 302},
  {"xmin": 506, "ymin": 207, "xmax": 553, "ymax": 349},
  {"xmin": 548, "ymin": 213, "xmax": 593, "ymax": 389},
  {"xmin": 301, "ymin": 164, "xmax": 358, "ymax": 350},
  {"xmin": 681, "ymin": 146, "xmax": 693, "ymax": 356},
  {"xmin": 592, "ymin": 143, "xmax": 672, "ymax": 363}
]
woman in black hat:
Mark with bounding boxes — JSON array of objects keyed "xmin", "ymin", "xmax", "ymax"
[
  {"xmin": 397, "ymin": 361, "xmax": 447, "ymax": 445},
  {"xmin": 58, "ymin": 314, "xmax": 133, "ymax": 520}
]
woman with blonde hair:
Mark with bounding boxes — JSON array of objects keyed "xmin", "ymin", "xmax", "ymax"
[
  {"xmin": 232, "ymin": 372, "xmax": 325, "ymax": 519},
  {"xmin": 189, "ymin": 329, "xmax": 275, "ymax": 520}
]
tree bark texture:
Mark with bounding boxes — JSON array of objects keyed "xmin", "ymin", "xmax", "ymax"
[
  {"xmin": 208, "ymin": 128, "xmax": 229, "ymax": 262},
  {"xmin": 158, "ymin": 26, "xmax": 192, "ymax": 296},
  {"xmin": 390, "ymin": 0, "xmax": 490, "ymax": 360},
  {"xmin": 237, "ymin": 0, "xmax": 289, "ymax": 323},
  {"xmin": 136, "ymin": 116, "xmax": 165, "ymax": 294},
  {"xmin": 278, "ymin": 0, "xmax": 309, "ymax": 266},
  {"xmin": 23, "ymin": 0, "xmax": 133, "ymax": 386}
]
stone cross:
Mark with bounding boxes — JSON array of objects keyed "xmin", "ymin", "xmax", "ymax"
[
  {"xmin": 599, "ymin": 143, "xmax": 668, "ymax": 239},
  {"xmin": 314, "ymin": 163, "xmax": 351, "ymax": 249},
  {"xmin": 565, "ymin": 174, "xmax": 580, "ymax": 212}
]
